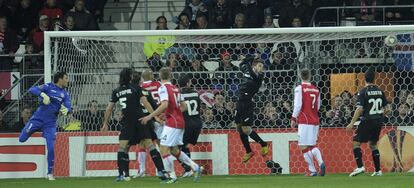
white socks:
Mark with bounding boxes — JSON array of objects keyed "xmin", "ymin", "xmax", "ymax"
[
  {"xmin": 162, "ymin": 155, "xmax": 176, "ymax": 179},
  {"xmin": 177, "ymin": 151, "xmax": 198, "ymax": 171},
  {"xmin": 303, "ymin": 151, "xmax": 316, "ymax": 173},
  {"xmin": 137, "ymin": 150, "xmax": 146, "ymax": 173},
  {"xmin": 311, "ymin": 147, "xmax": 324, "ymax": 166}
]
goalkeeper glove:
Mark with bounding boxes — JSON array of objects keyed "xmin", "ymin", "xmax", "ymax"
[
  {"xmin": 40, "ymin": 92, "xmax": 50, "ymax": 105},
  {"xmin": 60, "ymin": 105, "xmax": 69, "ymax": 116}
]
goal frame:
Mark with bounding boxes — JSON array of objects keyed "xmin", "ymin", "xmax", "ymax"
[{"xmin": 44, "ymin": 25, "xmax": 414, "ymax": 82}]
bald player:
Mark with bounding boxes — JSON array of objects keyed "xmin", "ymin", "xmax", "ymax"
[{"xmin": 134, "ymin": 69, "xmax": 164, "ymax": 178}]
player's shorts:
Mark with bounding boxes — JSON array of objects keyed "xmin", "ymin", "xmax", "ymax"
[
  {"xmin": 235, "ymin": 100, "xmax": 254, "ymax": 126},
  {"xmin": 353, "ymin": 119, "xmax": 383, "ymax": 144},
  {"xmin": 183, "ymin": 118, "xmax": 202, "ymax": 145},
  {"xmin": 119, "ymin": 118, "xmax": 152, "ymax": 145},
  {"xmin": 19, "ymin": 118, "xmax": 56, "ymax": 142},
  {"xmin": 298, "ymin": 124, "xmax": 319, "ymax": 146},
  {"xmin": 160, "ymin": 126, "xmax": 184, "ymax": 147}
]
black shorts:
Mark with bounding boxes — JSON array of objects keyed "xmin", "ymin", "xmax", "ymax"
[
  {"xmin": 183, "ymin": 118, "xmax": 202, "ymax": 145},
  {"xmin": 234, "ymin": 100, "xmax": 254, "ymax": 126},
  {"xmin": 353, "ymin": 119, "xmax": 384, "ymax": 144},
  {"xmin": 148, "ymin": 120, "xmax": 158, "ymax": 140},
  {"xmin": 119, "ymin": 119, "xmax": 153, "ymax": 145}
]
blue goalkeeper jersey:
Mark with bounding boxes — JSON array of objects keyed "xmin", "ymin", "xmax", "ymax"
[{"xmin": 29, "ymin": 83, "xmax": 72, "ymax": 123}]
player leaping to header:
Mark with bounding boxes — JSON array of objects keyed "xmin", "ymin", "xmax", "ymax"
[
  {"xmin": 346, "ymin": 68, "xmax": 389, "ymax": 177},
  {"xmin": 19, "ymin": 71, "xmax": 72, "ymax": 181},
  {"xmin": 140, "ymin": 67, "xmax": 203, "ymax": 184},
  {"xmin": 235, "ymin": 55, "xmax": 269, "ymax": 163},
  {"xmin": 290, "ymin": 69, "xmax": 326, "ymax": 176}
]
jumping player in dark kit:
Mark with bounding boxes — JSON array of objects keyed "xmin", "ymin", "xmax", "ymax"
[
  {"xmin": 178, "ymin": 74, "xmax": 203, "ymax": 177},
  {"xmin": 101, "ymin": 68, "xmax": 168, "ymax": 182},
  {"xmin": 235, "ymin": 55, "xmax": 269, "ymax": 163},
  {"xmin": 346, "ymin": 68, "xmax": 389, "ymax": 177}
]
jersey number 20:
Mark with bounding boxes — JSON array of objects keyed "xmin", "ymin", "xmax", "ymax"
[{"xmin": 368, "ymin": 98, "xmax": 383, "ymax": 115}]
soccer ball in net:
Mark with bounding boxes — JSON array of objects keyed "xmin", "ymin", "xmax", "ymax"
[{"xmin": 384, "ymin": 35, "xmax": 398, "ymax": 46}]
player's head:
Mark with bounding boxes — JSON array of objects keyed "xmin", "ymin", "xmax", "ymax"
[
  {"xmin": 131, "ymin": 70, "xmax": 142, "ymax": 85},
  {"xmin": 119, "ymin": 68, "xmax": 132, "ymax": 86},
  {"xmin": 252, "ymin": 59, "xmax": 264, "ymax": 73},
  {"xmin": 300, "ymin": 68, "xmax": 311, "ymax": 82},
  {"xmin": 142, "ymin": 69, "xmax": 154, "ymax": 81},
  {"xmin": 365, "ymin": 67, "xmax": 375, "ymax": 84},
  {"xmin": 178, "ymin": 74, "xmax": 191, "ymax": 88},
  {"xmin": 53, "ymin": 71, "xmax": 69, "ymax": 88},
  {"xmin": 159, "ymin": 67, "xmax": 171, "ymax": 81}
]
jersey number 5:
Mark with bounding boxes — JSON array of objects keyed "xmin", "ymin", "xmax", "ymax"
[
  {"xmin": 368, "ymin": 98, "xmax": 383, "ymax": 115},
  {"xmin": 119, "ymin": 97, "xmax": 127, "ymax": 109}
]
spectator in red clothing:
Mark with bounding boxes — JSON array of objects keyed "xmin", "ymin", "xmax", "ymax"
[
  {"xmin": 0, "ymin": 16, "xmax": 18, "ymax": 71},
  {"xmin": 40, "ymin": 0, "xmax": 64, "ymax": 22},
  {"xmin": 13, "ymin": 0, "xmax": 38, "ymax": 42},
  {"xmin": 65, "ymin": 0, "xmax": 99, "ymax": 30},
  {"xmin": 29, "ymin": 15, "xmax": 50, "ymax": 54}
]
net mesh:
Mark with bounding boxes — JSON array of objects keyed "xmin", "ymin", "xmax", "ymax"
[{"xmin": 45, "ymin": 27, "xmax": 414, "ymax": 177}]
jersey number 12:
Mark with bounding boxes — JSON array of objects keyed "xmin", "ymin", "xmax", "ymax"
[{"xmin": 185, "ymin": 100, "xmax": 199, "ymax": 116}]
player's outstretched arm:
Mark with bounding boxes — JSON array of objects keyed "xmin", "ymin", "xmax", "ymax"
[
  {"xmin": 29, "ymin": 84, "xmax": 50, "ymax": 105},
  {"xmin": 346, "ymin": 106, "xmax": 363, "ymax": 131},
  {"xmin": 102, "ymin": 102, "xmax": 115, "ymax": 131}
]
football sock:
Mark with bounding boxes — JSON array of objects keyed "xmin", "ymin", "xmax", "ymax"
[
  {"xmin": 303, "ymin": 149, "xmax": 316, "ymax": 173},
  {"xmin": 372, "ymin": 149, "xmax": 381, "ymax": 172},
  {"xmin": 149, "ymin": 149, "xmax": 165, "ymax": 171},
  {"xmin": 46, "ymin": 136, "xmax": 55, "ymax": 174},
  {"xmin": 249, "ymin": 130, "xmax": 267, "ymax": 147},
  {"xmin": 123, "ymin": 152, "xmax": 130, "ymax": 177},
  {"xmin": 181, "ymin": 147, "xmax": 192, "ymax": 172},
  {"xmin": 117, "ymin": 152, "xmax": 124, "ymax": 176},
  {"xmin": 162, "ymin": 154, "xmax": 176, "ymax": 179},
  {"xmin": 353, "ymin": 147, "xmax": 364, "ymax": 168},
  {"xmin": 137, "ymin": 149, "xmax": 146, "ymax": 173},
  {"xmin": 311, "ymin": 147, "xmax": 324, "ymax": 166},
  {"xmin": 175, "ymin": 151, "xmax": 199, "ymax": 171},
  {"xmin": 239, "ymin": 132, "xmax": 252, "ymax": 153}
]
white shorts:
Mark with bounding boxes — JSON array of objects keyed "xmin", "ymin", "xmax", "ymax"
[
  {"xmin": 153, "ymin": 121, "xmax": 164, "ymax": 139},
  {"xmin": 298, "ymin": 124, "xmax": 319, "ymax": 146},
  {"xmin": 160, "ymin": 126, "xmax": 184, "ymax": 147}
]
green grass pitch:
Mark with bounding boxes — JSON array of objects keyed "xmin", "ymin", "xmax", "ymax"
[{"xmin": 2, "ymin": 173, "xmax": 413, "ymax": 188}]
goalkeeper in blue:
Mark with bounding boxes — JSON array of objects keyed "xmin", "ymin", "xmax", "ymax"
[{"xmin": 19, "ymin": 71, "xmax": 71, "ymax": 181}]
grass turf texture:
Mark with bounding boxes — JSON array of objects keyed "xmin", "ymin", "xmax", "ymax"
[{"xmin": 2, "ymin": 173, "xmax": 413, "ymax": 188}]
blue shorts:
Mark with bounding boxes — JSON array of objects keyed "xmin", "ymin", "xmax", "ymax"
[{"xmin": 22, "ymin": 118, "xmax": 57, "ymax": 140}]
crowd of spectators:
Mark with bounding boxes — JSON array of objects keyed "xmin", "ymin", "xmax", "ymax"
[{"xmin": 0, "ymin": 0, "xmax": 101, "ymax": 72}]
